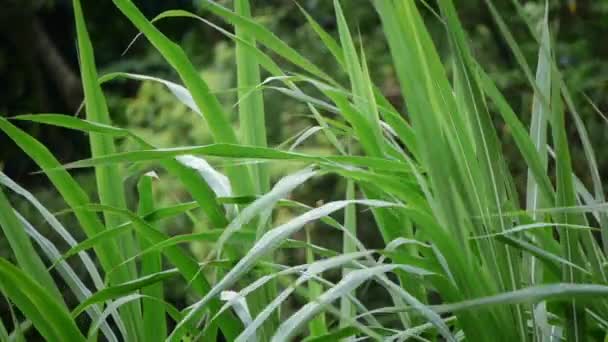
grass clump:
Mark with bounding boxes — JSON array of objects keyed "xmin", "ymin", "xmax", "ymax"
[{"xmin": 1, "ymin": 0, "xmax": 607, "ymax": 341}]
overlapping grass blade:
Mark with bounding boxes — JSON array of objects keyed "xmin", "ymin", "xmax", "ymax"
[
  {"xmin": 61, "ymin": 143, "xmax": 410, "ymax": 173},
  {"xmin": 73, "ymin": 0, "xmax": 142, "ymax": 337},
  {"xmin": 81, "ymin": 203, "xmax": 242, "ymax": 340},
  {"xmin": 15, "ymin": 213, "xmax": 120, "ymax": 342},
  {"xmin": 86, "ymin": 294, "xmax": 181, "ymax": 341},
  {"xmin": 215, "ymin": 168, "xmax": 316, "ymax": 256},
  {"xmin": 0, "ymin": 258, "xmax": 85, "ymax": 341},
  {"xmin": 0, "ymin": 171, "xmax": 118, "ymax": 340},
  {"xmin": 111, "ymin": 0, "xmax": 255, "ymax": 196},
  {"xmin": 0, "ymin": 187, "xmax": 62, "ymax": 300},
  {"xmin": 135, "ymin": 7, "xmax": 348, "ymax": 154},
  {"xmin": 11, "ymin": 113, "xmax": 232, "ymax": 228},
  {"xmin": 432, "ymin": 283, "xmax": 608, "ymax": 314},
  {"xmin": 271, "ymin": 264, "xmax": 449, "ymax": 342},
  {"xmin": 169, "ymin": 199, "xmax": 396, "ymax": 341},
  {"xmin": 235, "ymin": 251, "xmax": 375, "ymax": 342},
  {"xmin": 235, "ymin": 0, "xmax": 268, "ymax": 195},
  {"xmin": 71, "ymin": 269, "xmax": 179, "ymax": 318},
  {"xmin": 200, "ymin": 0, "xmax": 335, "ymax": 85},
  {"xmin": 99, "ymin": 72, "xmax": 202, "ymax": 116},
  {"xmin": 306, "ymin": 228, "xmax": 328, "ymax": 337},
  {"xmin": 333, "ymin": 0, "xmax": 384, "ymax": 157},
  {"xmin": 340, "ymin": 179, "xmax": 356, "ymax": 327},
  {"xmin": 0, "ymin": 118, "xmax": 129, "ymax": 280}
]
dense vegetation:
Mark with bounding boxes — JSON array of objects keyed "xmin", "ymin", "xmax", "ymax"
[{"xmin": 1, "ymin": 0, "xmax": 608, "ymax": 341}]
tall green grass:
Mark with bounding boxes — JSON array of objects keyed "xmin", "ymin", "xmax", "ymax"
[{"xmin": 1, "ymin": 0, "xmax": 607, "ymax": 340}]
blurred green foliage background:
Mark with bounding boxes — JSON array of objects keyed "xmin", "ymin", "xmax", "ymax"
[{"xmin": 0, "ymin": 0, "xmax": 606, "ymax": 334}]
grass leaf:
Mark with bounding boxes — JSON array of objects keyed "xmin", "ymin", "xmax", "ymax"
[{"xmin": 0, "ymin": 258, "xmax": 85, "ymax": 341}]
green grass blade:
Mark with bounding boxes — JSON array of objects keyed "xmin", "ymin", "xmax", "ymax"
[
  {"xmin": 59, "ymin": 228, "xmax": 251, "ymax": 273},
  {"xmin": 295, "ymin": 5, "xmax": 418, "ymax": 158},
  {"xmin": 302, "ymin": 327, "xmax": 357, "ymax": 342},
  {"xmin": 272, "ymin": 264, "xmax": 446, "ymax": 342},
  {"xmin": 72, "ymin": 0, "xmax": 136, "ymax": 267},
  {"xmin": 0, "ymin": 258, "xmax": 85, "ymax": 342},
  {"xmin": 375, "ymin": 1, "xmax": 527, "ymax": 339},
  {"xmin": 53, "ymin": 224, "xmax": 131, "ymax": 268},
  {"xmin": 15, "ymin": 213, "xmax": 120, "ymax": 342},
  {"xmin": 0, "ymin": 119, "xmax": 126, "ymax": 272},
  {"xmin": 525, "ymin": 6, "xmax": 551, "ymax": 219},
  {"xmin": 112, "ymin": 0, "xmax": 254, "ymax": 196},
  {"xmin": 73, "ymin": 1, "xmax": 142, "ymax": 338},
  {"xmin": 477, "ymin": 70, "xmax": 555, "ymax": 203},
  {"xmin": 333, "ymin": 0, "xmax": 384, "ymax": 156},
  {"xmin": 333, "ymin": 0, "xmax": 363, "ymax": 109},
  {"xmin": 0, "ymin": 171, "xmax": 118, "ymax": 340},
  {"xmin": 71, "ymin": 269, "xmax": 178, "ymax": 318},
  {"xmin": 235, "ymin": 0, "xmax": 268, "ymax": 195},
  {"xmin": 200, "ymin": 0, "xmax": 336, "ymax": 85},
  {"xmin": 169, "ymin": 200, "xmax": 396, "ymax": 341},
  {"xmin": 284, "ymin": 9, "xmax": 428, "ymax": 313},
  {"xmin": 432, "ymin": 283, "xmax": 608, "ymax": 314},
  {"xmin": 146, "ymin": 10, "xmax": 285, "ymax": 78},
  {"xmin": 306, "ymin": 228, "xmax": 328, "ymax": 337},
  {"xmin": 232, "ymin": 11, "xmax": 278, "ymax": 329},
  {"xmin": 483, "ymin": 0, "xmax": 547, "ymax": 106},
  {"xmin": 12, "ymin": 114, "xmax": 129, "ymax": 136},
  {"xmin": 296, "ymin": 3, "xmax": 344, "ymax": 68},
  {"xmin": 550, "ymin": 72, "xmax": 586, "ymax": 341},
  {"xmin": 60, "ymin": 143, "xmax": 410, "ymax": 173},
  {"xmin": 12, "ymin": 113, "xmax": 232, "ymax": 228},
  {"xmin": 137, "ymin": 173, "xmax": 166, "ymax": 342},
  {"xmin": 86, "ymin": 294, "xmax": 182, "ymax": 341},
  {"xmin": 84, "ymin": 203, "xmax": 242, "ymax": 340},
  {"xmin": 116, "ymin": 231, "xmax": 255, "ymax": 271},
  {"xmin": 340, "ymin": 180, "xmax": 356, "ymax": 328},
  {"xmin": 11, "ymin": 113, "xmax": 149, "ymax": 146},
  {"xmin": 0, "ymin": 117, "xmax": 145, "ymax": 342},
  {"xmin": 146, "ymin": 8, "xmax": 347, "ymax": 154},
  {"xmin": 525, "ymin": 10, "xmax": 553, "ymax": 337},
  {"xmin": 561, "ymin": 91, "xmax": 608, "ymax": 301},
  {"xmin": 99, "ymin": 72, "xmax": 203, "ymax": 116},
  {"xmin": 159, "ymin": 162, "xmax": 231, "ymax": 226},
  {"xmin": 233, "ymin": 251, "xmax": 375, "ymax": 342},
  {"xmin": 0, "ymin": 187, "xmax": 63, "ymax": 301},
  {"xmin": 321, "ymin": 90, "xmax": 383, "ymax": 157},
  {"xmin": 219, "ymin": 168, "xmax": 316, "ymax": 252}
]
